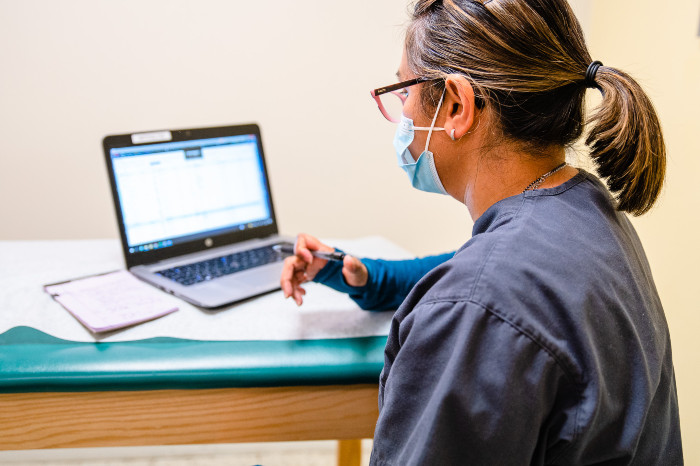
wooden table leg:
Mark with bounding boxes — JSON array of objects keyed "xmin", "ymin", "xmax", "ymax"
[{"xmin": 337, "ymin": 439, "xmax": 363, "ymax": 466}]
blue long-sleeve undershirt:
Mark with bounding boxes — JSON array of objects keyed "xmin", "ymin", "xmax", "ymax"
[{"xmin": 312, "ymin": 251, "xmax": 454, "ymax": 311}]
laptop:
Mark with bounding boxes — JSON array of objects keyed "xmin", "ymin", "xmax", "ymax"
[{"xmin": 103, "ymin": 123, "xmax": 294, "ymax": 308}]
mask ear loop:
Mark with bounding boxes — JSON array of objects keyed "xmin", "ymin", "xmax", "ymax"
[{"xmin": 424, "ymin": 89, "xmax": 446, "ymax": 152}]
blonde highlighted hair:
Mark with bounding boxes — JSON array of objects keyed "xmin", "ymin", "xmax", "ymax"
[{"xmin": 407, "ymin": 0, "xmax": 665, "ymax": 215}]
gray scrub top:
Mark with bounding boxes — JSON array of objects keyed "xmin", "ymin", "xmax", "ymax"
[{"xmin": 369, "ymin": 171, "xmax": 682, "ymax": 465}]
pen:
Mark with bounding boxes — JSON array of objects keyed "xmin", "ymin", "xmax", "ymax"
[{"xmin": 273, "ymin": 243, "xmax": 346, "ymax": 262}]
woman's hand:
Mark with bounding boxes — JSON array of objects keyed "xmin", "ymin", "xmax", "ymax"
[{"xmin": 280, "ymin": 233, "xmax": 368, "ymax": 306}]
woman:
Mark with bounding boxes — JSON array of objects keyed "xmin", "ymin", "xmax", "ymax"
[{"xmin": 281, "ymin": 0, "xmax": 682, "ymax": 463}]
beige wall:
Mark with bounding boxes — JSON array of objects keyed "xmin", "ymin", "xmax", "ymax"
[
  {"xmin": 0, "ymin": 0, "xmax": 592, "ymax": 257},
  {"xmin": 588, "ymin": 0, "xmax": 700, "ymax": 461},
  {"xmin": 1, "ymin": 0, "xmax": 696, "ymax": 461},
  {"xmin": 0, "ymin": 0, "xmax": 473, "ymax": 255}
]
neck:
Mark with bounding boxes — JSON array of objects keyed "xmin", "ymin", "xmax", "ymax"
[
  {"xmin": 460, "ymin": 145, "xmax": 576, "ymax": 221},
  {"xmin": 426, "ymin": 109, "xmax": 578, "ymax": 221}
]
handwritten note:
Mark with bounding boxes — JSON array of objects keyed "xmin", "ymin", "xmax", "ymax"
[{"xmin": 44, "ymin": 270, "xmax": 178, "ymax": 333}]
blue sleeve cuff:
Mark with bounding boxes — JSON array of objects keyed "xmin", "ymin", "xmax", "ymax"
[{"xmin": 313, "ymin": 249, "xmax": 455, "ymax": 312}]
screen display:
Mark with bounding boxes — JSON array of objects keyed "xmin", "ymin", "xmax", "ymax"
[{"xmin": 109, "ymin": 135, "xmax": 273, "ymax": 253}]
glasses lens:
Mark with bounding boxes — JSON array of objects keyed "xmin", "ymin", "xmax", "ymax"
[{"xmin": 377, "ymin": 91, "xmax": 406, "ymax": 122}]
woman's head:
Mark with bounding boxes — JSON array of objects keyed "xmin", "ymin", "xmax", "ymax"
[{"xmin": 405, "ymin": 0, "xmax": 666, "ymax": 215}]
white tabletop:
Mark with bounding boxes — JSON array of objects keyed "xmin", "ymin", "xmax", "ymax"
[{"xmin": 0, "ymin": 236, "xmax": 412, "ymax": 343}]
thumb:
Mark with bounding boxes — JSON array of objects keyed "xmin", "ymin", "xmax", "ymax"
[{"xmin": 342, "ymin": 255, "xmax": 368, "ymax": 288}]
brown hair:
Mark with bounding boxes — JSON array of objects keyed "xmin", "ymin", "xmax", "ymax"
[{"xmin": 406, "ymin": 0, "xmax": 665, "ymax": 215}]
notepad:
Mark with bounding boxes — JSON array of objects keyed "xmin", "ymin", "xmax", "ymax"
[{"xmin": 44, "ymin": 270, "xmax": 179, "ymax": 333}]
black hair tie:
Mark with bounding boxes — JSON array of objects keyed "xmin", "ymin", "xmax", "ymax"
[{"xmin": 585, "ymin": 61, "xmax": 603, "ymax": 88}]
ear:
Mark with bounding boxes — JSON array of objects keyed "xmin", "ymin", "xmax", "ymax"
[{"xmin": 443, "ymin": 75, "xmax": 477, "ymax": 140}]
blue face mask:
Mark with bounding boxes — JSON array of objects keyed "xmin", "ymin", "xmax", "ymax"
[{"xmin": 393, "ymin": 89, "xmax": 447, "ymax": 195}]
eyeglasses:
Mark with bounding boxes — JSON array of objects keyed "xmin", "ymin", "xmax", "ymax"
[{"xmin": 370, "ymin": 77, "xmax": 442, "ymax": 123}]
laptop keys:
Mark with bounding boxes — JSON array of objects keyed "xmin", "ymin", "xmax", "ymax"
[{"xmin": 156, "ymin": 243, "xmax": 293, "ymax": 286}]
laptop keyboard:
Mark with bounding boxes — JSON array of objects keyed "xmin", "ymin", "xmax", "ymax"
[{"xmin": 157, "ymin": 243, "xmax": 292, "ymax": 287}]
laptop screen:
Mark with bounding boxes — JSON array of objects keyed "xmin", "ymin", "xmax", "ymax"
[{"xmin": 106, "ymin": 129, "xmax": 275, "ymax": 261}]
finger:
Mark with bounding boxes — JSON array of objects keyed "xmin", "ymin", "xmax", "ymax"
[
  {"xmin": 293, "ymin": 268, "xmax": 308, "ymax": 285},
  {"xmin": 295, "ymin": 233, "xmax": 335, "ymax": 263},
  {"xmin": 280, "ymin": 257, "xmax": 295, "ymax": 298},
  {"xmin": 297, "ymin": 233, "xmax": 325, "ymax": 250},
  {"xmin": 293, "ymin": 286, "xmax": 306, "ymax": 306},
  {"xmin": 294, "ymin": 234, "xmax": 315, "ymax": 264},
  {"xmin": 281, "ymin": 256, "xmax": 306, "ymax": 298},
  {"xmin": 344, "ymin": 255, "xmax": 358, "ymax": 272},
  {"xmin": 341, "ymin": 255, "xmax": 357, "ymax": 284},
  {"xmin": 280, "ymin": 256, "xmax": 299, "ymax": 297},
  {"xmin": 342, "ymin": 255, "xmax": 369, "ymax": 287}
]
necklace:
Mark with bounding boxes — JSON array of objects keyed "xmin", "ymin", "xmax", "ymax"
[{"xmin": 522, "ymin": 162, "xmax": 567, "ymax": 193}]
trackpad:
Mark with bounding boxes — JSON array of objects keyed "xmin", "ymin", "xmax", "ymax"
[{"xmin": 237, "ymin": 265, "xmax": 282, "ymax": 288}]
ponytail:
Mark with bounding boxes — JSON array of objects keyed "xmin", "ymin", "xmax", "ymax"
[{"xmin": 585, "ymin": 67, "xmax": 666, "ymax": 215}]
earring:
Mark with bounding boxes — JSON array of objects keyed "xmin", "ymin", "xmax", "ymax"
[{"xmin": 449, "ymin": 129, "xmax": 456, "ymax": 141}]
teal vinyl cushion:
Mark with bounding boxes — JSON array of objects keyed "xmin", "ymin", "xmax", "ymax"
[{"xmin": 0, "ymin": 327, "xmax": 387, "ymax": 393}]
